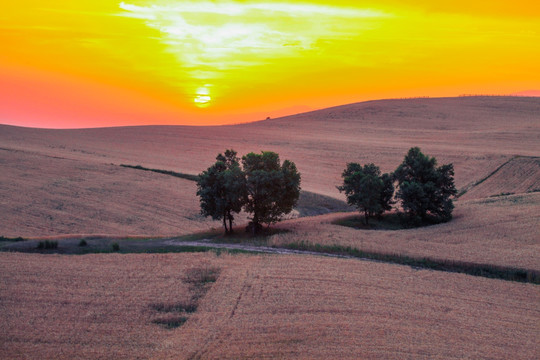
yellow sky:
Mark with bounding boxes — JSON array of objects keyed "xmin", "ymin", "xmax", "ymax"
[{"xmin": 1, "ymin": 1, "xmax": 539, "ymax": 127}]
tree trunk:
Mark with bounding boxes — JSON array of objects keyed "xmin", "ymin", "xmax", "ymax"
[
  {"xmin": 223, "ymin": 213, "xmax": 229, "ymax": 234},
  {"xmin": 252, "ymin": 213, "xmax": 259, "ymax": 236},
  {"xmin": 228, "ymin": 211, "xmax": 234, "ymax": 234},
  {"xmin": 364, "ymin": 210, "xmax": 369, "ymax": 225}
]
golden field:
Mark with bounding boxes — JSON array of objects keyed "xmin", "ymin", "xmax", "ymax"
[
  {"xmin": 1, "ymin": 96, "xmax": 539, "ymax": 237},
  {"xmin": 269, "ymin": 192, "xmax": 540, "ymax": 272},
  {"xmin": 1, "ymin": 96, "xmax": 539, "ymax": 358},
  {"xmin": 0, "ymin": 148, "xmax": 216, "ymax": 237},
  {"xmin": 1, "ymin": 252, "xmax": 538, "ymax": 360}
]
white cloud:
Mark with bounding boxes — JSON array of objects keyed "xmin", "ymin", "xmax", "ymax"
[
  {"xmin": 117, "ymin": 1, "xmax": 389, "ymax": 102},
  {"xmin": 119, "ymin": 1, "xmax": 387, "ymax": 64}
]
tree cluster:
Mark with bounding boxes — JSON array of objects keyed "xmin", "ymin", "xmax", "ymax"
[
  {"xmin": 197, "ymin": 150, "xmax": 301, "ymax": 235},
  {"xmin": 337, "ymin": 163, "xmax": 394, "ymax": 225},
  {"xmin": 339, "ymin": 147, "xmax": 457, "ymax": 225}
]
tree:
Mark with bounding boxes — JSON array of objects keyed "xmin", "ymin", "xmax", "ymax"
[
  {"xmin": 196, "ymin": 150, "xmax": 246, "ymax": 234},
  {"xmin": 394, "ymin": 147, "xmax": 457, "ymax": 223},
  {"xmin": 242, "ymin": 151, "xmax": 301, "ymax": 234},
  {"xmin": 337, "ymin": 163, "xmax": 394, "ymax": 224}
]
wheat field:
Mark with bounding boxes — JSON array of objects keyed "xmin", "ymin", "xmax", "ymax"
[
  {"xmin": 269, "ymin": 192, "xmax": 540, "ymax": 272},
  {"xmin": 1, "ymin": 252, "xmax": 538, "ymax": 359},
  {"xmin": 1, "ymin": 97, "xmax": 539, "ymax": 358},
  {"xmin": 1, "ymin": 97, "xmax": 539, "ymax": 237}
]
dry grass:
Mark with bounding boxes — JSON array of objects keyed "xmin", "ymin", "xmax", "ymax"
[
  {"xmin": 1, "ymin": 96, "xmax": 538, "ymax": 236},
  {"xmin": 158, "ymin": 255, "xmax": 539, "ymax": 359},
  {"xmin": 0, "ymin": 252, "xmax": 235, "ymax": 359},
  {"xmin": 1, "ymin": 97, "xmax": 538, "ymax": 359},
  {"xmin": 1, "ymin": 252, "xmax": 538, "ymax": 360},
  {"xmin": 0, "ymin": 148, "xmax": 220, "ymax": 237},
  {"xmin": 268, "ymin": 192, "xmax": 540, "ymax": 272},
  {"xmin": 460, "ymin": 156, "xmax": 540, "ymax": 200}
]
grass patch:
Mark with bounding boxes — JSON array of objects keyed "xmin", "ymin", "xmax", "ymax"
[
  {"xmin": 172, "ymin": 226, "xmax": 288, "ymax": 246},
  {"xmin": 150, "ymin": 266, "xmax": 221, "ymax": 329},
  {"xmin": 151, "ymin": 300, "xmax": 198, "ymax": 314},
  {"xmin": 152, "ymin": 316, "xmax": 188, "ymax": 329},
  {"xmin": 332, "ymin": 213, "xmax": 442, "ymax": 230},
  {"xmin": 0, "ymin": 236, "xmax": 25, "ymax": 242},
  {"xmin": 37, "ymin": 240, "xmax": 58, "ymax": 250},
  {"xmin": 490, "ymin": 192, "xmax": 515, "ymax": 197},
  {"xmin": 296, "ymin": 191, "xmax": 352, "ymax": 217},
  {"xmin": 212, "ymin": 227, "xmax": 288, "ymax": 245},
  {"xmin": 281, "ymin": 241, "xmax": 540, "ymax": 284},
  {"xmin": 184, "ymin": 266, "xmax": 220, "ymax": 286},
  {"xmin": 120, "ymin": 164, "xmax": 199, "ymax": 182}
]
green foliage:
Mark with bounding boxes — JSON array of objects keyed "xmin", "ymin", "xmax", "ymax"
[
  {"xmin": 337, "ymin": 163, "xmax": 394, "ymax": 224},
  {"xmin": 0, "ymin": 236, "xmax": 25, "ymax": 242},
  {"xmin": 78, "ymin": 239, "xmax": 88, "ymax": 247},
  {"xmin": 242, "ymin": 151, "xmax": 301, "ymax": 233},
  {"xmin": 394, "ymin": 147, "xmax": 457, "ymax": 222},
  {"xmin": 196, "ymin": 149, "xmax": 246, "ymax": 234},
  {"xmin": 197, "ymin": 150, "xmax": 301, "ymax": 235},
  {"xmin": 111, "ymin": 242, "xmax": 120, "ymax": 251}
]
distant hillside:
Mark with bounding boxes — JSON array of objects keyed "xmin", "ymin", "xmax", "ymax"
[
  {"xmin": 512, "ymin": 90, "xmax": 540, "ymax": 97},
  {"xmin": 1, "ymin": 96, "xmax": 539, "ymax": 236}
]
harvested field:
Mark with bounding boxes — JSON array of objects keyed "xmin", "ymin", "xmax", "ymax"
[
  {"xmin": 1, "ymin": 96, "xmax": 539, "ymax": 358},
  {"xmin": 2, "ymin": 97, "xmax": 539, "ymax": 197},
  {"xmin": 459, "ymin": 156, "xmax": 540, "ymax": 200},
  {"xmin": 0, "ymin": 148, "xmax": 218, "ymax": 237},
  {"xmin": 1, "ymin": 96, "xmax": 538, "ymax": 236},
  {"xmin": 0, "ymin": 252, "xmax": 234, "ymax": 359},
  {"xmin": 269, "ymin": 192, "xmax": 540, "ymax": 272},
  {"xmin": 1, "ymin": 252, "xmax": 538, "ymax": 359}
]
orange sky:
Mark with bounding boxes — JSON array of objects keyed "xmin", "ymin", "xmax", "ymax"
[{"xmin": 1, "ymin": 1, "xmax": 539, "ymax": 128}]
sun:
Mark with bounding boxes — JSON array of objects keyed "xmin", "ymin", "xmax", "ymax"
[{"xmin": 194, "ymin": 86, "xmax": 212, "ymax": 108}]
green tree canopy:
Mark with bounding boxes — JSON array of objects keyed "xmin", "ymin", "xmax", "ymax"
[
  {"xmin": 338, "ymin": 163, "xmax": 394, "ymax": 224},
  {"xmin": 196, "ymin": 149, "xmax": 246, "ymax": 234},
  {"xmin": 242, "ymin": 151, "xmax": 301, "ymax": 234},
  {"xmin": 394, "ymin": 147, "xmax": 457, "ymax": 223}
]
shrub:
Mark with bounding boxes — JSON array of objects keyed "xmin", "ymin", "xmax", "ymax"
[
  {"xmin": 0, "ymin": 236, "xmax": 25, "ymax": 242},
  {"xmin": 37, "ymin": 240, "xmax": 58, "ymax": 250},
  {"xmin": 78, "ymin": 239, "xmax": 88, "ymax": 247},
  {"xmin": 111, "ymin": 242, "xmax": 120, "ymax": 252}
]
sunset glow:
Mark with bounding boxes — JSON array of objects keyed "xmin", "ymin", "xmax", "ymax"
[{"xmin": 1, "ymin": 1, "xmax": 539, "ymax": 128}]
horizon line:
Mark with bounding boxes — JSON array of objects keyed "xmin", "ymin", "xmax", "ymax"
[{"xmin": 1, "ymin": 93, "xmax": 539, "ymax": 130}]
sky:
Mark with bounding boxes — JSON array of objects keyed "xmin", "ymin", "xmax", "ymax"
[{"xmin": 1, "ymin": 1, "xmax": 539, "ymax": 128}]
